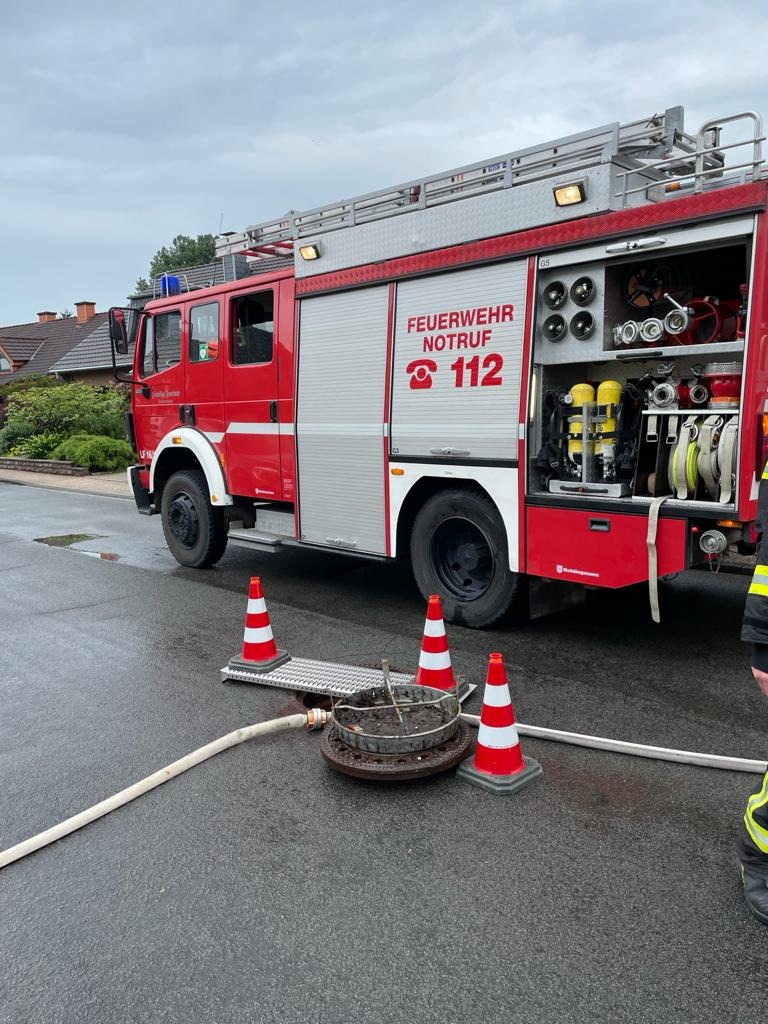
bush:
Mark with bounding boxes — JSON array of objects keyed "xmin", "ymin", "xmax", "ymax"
[
  {"xmin": 8, "ymin": 433, "xmax": 64, "ymax": 459},
  {"xmin": 5, "ymin": 382, "xmax": 129, "ymax": 439},
  {"xmin": 51, "ymin": 434, "xmax": 135, "ymax": 472},
  {"xmin": 0, "ymin": 421, "xmax": 35, "ymax": 454},
  {"xmin": 0, "ymin": 374, "xmax": 64, "ymax": 402}
]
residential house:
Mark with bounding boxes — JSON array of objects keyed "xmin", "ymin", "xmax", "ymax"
[{"xmin": 49, "ymin": 256, "xmax": 291, "ymax": 382}]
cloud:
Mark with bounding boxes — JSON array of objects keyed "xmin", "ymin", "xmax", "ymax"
[{"xmin": 1, "ymin": 0, "xmax": 768, "ymax": 320}]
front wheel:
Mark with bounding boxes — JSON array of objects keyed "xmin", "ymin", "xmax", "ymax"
[
  {"xmin": 160, "ymin": 469, "xmax": 228, "ymax": 568},
  {"xmin": 409, "ymin": 488, "xmax": 523, "ymax": 629}
]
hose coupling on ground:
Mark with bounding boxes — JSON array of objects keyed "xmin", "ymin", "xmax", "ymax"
[{"xmin": 305, "ymin": 708, "xmax": 329, "ymax": 730}]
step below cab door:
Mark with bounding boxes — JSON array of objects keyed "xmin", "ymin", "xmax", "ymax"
[{"xmin": 223, "ymin": 285, "xmax": 282, "ymax": 500}]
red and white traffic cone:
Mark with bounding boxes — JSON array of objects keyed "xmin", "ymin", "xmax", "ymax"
[
  {"xmin": 225, "ymin": 576, "xmax": 290, "ymax": 677},
  {"xmin": 415, "ymin": 594, "xmax": 457, "ymax": 692},
  {"xmin": 457, "ymin": 652, "xmax": 542, "ymax": 793}
]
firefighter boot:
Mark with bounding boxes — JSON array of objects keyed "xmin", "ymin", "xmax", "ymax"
[{"xmin": 742, "ymin": 862, "xmax": 768, "ymax": 926}]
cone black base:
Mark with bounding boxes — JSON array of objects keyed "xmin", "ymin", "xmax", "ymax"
[
  {"xmin": 456, "ymin": 755, "xmax": 543, "ymax": 794},
  {"xmin": 224, "ymin": 650, "xmax": 290, "ymax": 678}
]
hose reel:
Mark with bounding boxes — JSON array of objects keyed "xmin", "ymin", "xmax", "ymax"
[{"xmin": 667, "ymin": 413, "xmax": 739, "ymax": 502}]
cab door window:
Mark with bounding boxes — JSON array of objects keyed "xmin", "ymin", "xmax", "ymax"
[
  {"xmin": 189, "ymin": 302, "xmax": 220, "ymax": 362},
  {"xmin": 140, "ymin": 311, "xmax": 181, "ymax": 376},
  {"xmin": 154, "ymin": 312, "xmax": 182, "ymax": 369},
  {"xmin": 232, "ymin": 292, "xmax": 274, "ymax": 365},
  {"xmin": 140, "ymin": 316, "xmax": 155, "ymax": 378}
]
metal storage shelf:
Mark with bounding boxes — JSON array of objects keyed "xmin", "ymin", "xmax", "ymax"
[
  {"xmin": 611, "ymin": 340, "xmax": 744, "ymax": 361},
  {"xmin": 526, "ymin": 491, "xmax": 736, "ymax": 515},
  {"xmin": 641, "ymin": 408, "xmax": 739, "ymax": 415}
]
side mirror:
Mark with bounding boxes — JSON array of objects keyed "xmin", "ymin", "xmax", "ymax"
[{"xmin": 109, "ymin": 307, "xmax": 129, "ymax": 355}]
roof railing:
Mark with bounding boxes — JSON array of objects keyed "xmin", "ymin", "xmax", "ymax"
[
  {"xmin": 615, "ymin": 110, "xmax": 764, "ymax": 205},
  {"xmin": 216, "ymin": 107, "xmax": 763, "ymax": 258}
]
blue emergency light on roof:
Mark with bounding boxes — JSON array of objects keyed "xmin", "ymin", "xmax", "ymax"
[{"xmin": 160, "ymin": 273, "xmax": 181, "ymax": 297}]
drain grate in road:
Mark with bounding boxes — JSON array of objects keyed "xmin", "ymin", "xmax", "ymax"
[{"xmin": 221, "ymin": 656, "xmax": 415, "ymax": 696}]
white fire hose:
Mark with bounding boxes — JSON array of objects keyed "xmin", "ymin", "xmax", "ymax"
[
  {"xmin": 2, "ymin": 704, "xmax": 765, "ymax": 874},
  {"xmin": 0, "ymin": 710, "xmax": 327, "ymax": 872},
  {"xmin": 460, "ymin": 714, "xmax": 767, "ymax": 774}
]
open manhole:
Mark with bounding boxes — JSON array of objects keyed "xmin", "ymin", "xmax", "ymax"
[{"xmin": 320, "ymin": 679, "xmax": 471, "ymax": 781}]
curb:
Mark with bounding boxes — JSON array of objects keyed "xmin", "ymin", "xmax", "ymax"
[{"xmin": 0, "ymin": 473, "xmax": 133, "ymax": 501}]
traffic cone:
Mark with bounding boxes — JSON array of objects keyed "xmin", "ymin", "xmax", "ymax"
[
  {"xmin": 457, "ymin": 653, "xmax": 542, "ymax": 793},
  {"xmin": 225, "ymin": 577, "xmax": 290, "ymax": 676},
  {"xmin": 415, "ymin": 594, "xmax": 457, "ymax": 692}
]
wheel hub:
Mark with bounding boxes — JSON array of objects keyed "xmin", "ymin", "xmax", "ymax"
[
  {"xmin": 457, "ymin": 542, "xmax": 480, "ymax": 572},
  {"xmin": 431, "ymin": 517, "xmax": 493, "ymax": 599},
  {"xmin": 169, "ymin": 493, "xmax": 199, "ymax": 547}
]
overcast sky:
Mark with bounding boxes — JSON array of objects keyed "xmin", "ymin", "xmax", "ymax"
[{"xmin": 2, "ymin": 0, "xmax": 768, "ymax": 324}]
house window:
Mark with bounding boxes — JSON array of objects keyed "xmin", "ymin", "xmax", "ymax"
[
  {"xmin": 0, "ymin": 354, "xmax": 10, "ymax": 372},
  {"xmin": 232, "ymin": 291, "xmax": 274, "ymax": 365},
  {"xmin": 189, "ymin": 302, "xmax": 220, "ymax": 363}
]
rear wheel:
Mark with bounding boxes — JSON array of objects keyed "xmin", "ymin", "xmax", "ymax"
[
  {"xmin": 160, "ymin": 469, "xmax": 228, "ymax": 568},
  {"xmin": 409, "ymin": 488, "xmax": 523, "ymax": 628}
]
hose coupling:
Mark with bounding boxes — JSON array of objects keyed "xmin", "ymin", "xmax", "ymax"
[{"xmin": 306, "ymin": 708, "xmax": 329, "ymax": 730}]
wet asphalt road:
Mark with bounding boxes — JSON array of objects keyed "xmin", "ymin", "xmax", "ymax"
[{"xmin": 0, "ymin": 481, "xmax": 767, "ymax": 1023}]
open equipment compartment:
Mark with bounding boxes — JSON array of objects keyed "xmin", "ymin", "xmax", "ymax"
[{"xmin": 528, "ymin": 217, "xmax": 753, "ymax": 512}]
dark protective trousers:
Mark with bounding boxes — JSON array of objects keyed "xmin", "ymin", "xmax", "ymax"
[{"xmin": 740, "ymin": 768, "xmax": 768, "ymax": 864}]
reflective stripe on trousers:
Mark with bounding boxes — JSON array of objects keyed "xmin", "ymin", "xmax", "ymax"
[
  {"xmin": 748, "ymin": 564, "xmax": 768, "ymax": 598},
  {"xmin": 744, "ymin": 768, "xmax": 768, "ymax": 856}
]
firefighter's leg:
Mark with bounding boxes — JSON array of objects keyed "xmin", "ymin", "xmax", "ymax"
[{"xmin": 739, "ymin": 768, "xmax": 768, "ymax": 926}]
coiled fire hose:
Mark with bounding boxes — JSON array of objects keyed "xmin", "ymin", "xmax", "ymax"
[{"xmin": 0, "ymin": 710, "xmax": 327, "ymax": 872}]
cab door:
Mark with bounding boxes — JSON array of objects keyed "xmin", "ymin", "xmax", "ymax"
[
  {"xmin": 223, "ymin": 286, "xmax": 282, "ymax": 500},
  {"xmin": 184, "ymin": 299, "xmax": 225, "ymax": 448},
  {"xmin": 133, "ymin": 307, "xmax": 184, "ymax": 463}
]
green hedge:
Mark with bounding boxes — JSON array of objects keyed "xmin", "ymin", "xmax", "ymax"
[
  {"xmin": 0, "ymin": 374, "xmax": 64, "ymax": 402},
  {"xmin": 50, "ymin": 434, "xmax": 135, "ymax": 472},
  {"xmin": 5, "ymin": 382, "xmax": 129, "ymax": 439}
]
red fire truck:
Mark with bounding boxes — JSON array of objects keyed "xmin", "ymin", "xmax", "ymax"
[{"xmin": 111, "ymin": 106, "xmax": 768, "ymax": 627}]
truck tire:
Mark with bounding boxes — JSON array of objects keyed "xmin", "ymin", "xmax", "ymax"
[
  {"xmin": 160, "ymin": 469, "xmax": 228, "ymax": 568},
  {"xmin": 409, "ymin": 488, "xmax": 522, "ymax": 629}
]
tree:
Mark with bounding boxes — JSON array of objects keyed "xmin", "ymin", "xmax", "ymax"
[
  {"xmin": 58, "ymin": 309, "xmax": 73, "ymax": 319},
  {"xmin": 148, "ymin": 234, "xmax": 215, "ymax": 280},
  {"xmin": 132, "ymin": 233, "xmax": 216, "ymax": 296}
]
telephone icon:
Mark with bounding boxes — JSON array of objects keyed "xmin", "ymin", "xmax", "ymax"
[{"xmin": 406, "ymin": 358, "xmax": 438, "ymax": 390}]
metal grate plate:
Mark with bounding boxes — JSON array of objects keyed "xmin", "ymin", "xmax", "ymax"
[{"xmin": 221, "ymin": 656, "xmax": 415, "ymax": 696}]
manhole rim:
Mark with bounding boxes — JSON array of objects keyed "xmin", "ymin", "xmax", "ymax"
[{"xmin": 330, "ymin": 683, "xmax": 460, "ymax": 754}]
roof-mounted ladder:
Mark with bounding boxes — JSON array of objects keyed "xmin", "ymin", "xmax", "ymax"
[{"xmin": 216, "ymin": 107, "xmax": 764, "ymax": 259}]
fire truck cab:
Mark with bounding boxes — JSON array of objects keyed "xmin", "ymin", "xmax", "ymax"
[{"xmin": 112, "ymin": 106, "xmax": 768, "ymax": 627}]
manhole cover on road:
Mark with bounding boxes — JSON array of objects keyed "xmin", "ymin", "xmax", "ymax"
[
  {"xmin": 320, "ymin": 720, "xmax": 472, "ymax": 781},
  {"xmin": 320, "ymin": 682, "xmax": 471, "ymax": 781}
]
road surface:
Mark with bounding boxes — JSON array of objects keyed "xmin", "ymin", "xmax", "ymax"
[{"xmin": 0, "ymin": 482, "xmax": 766, "ymax": 1023}]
